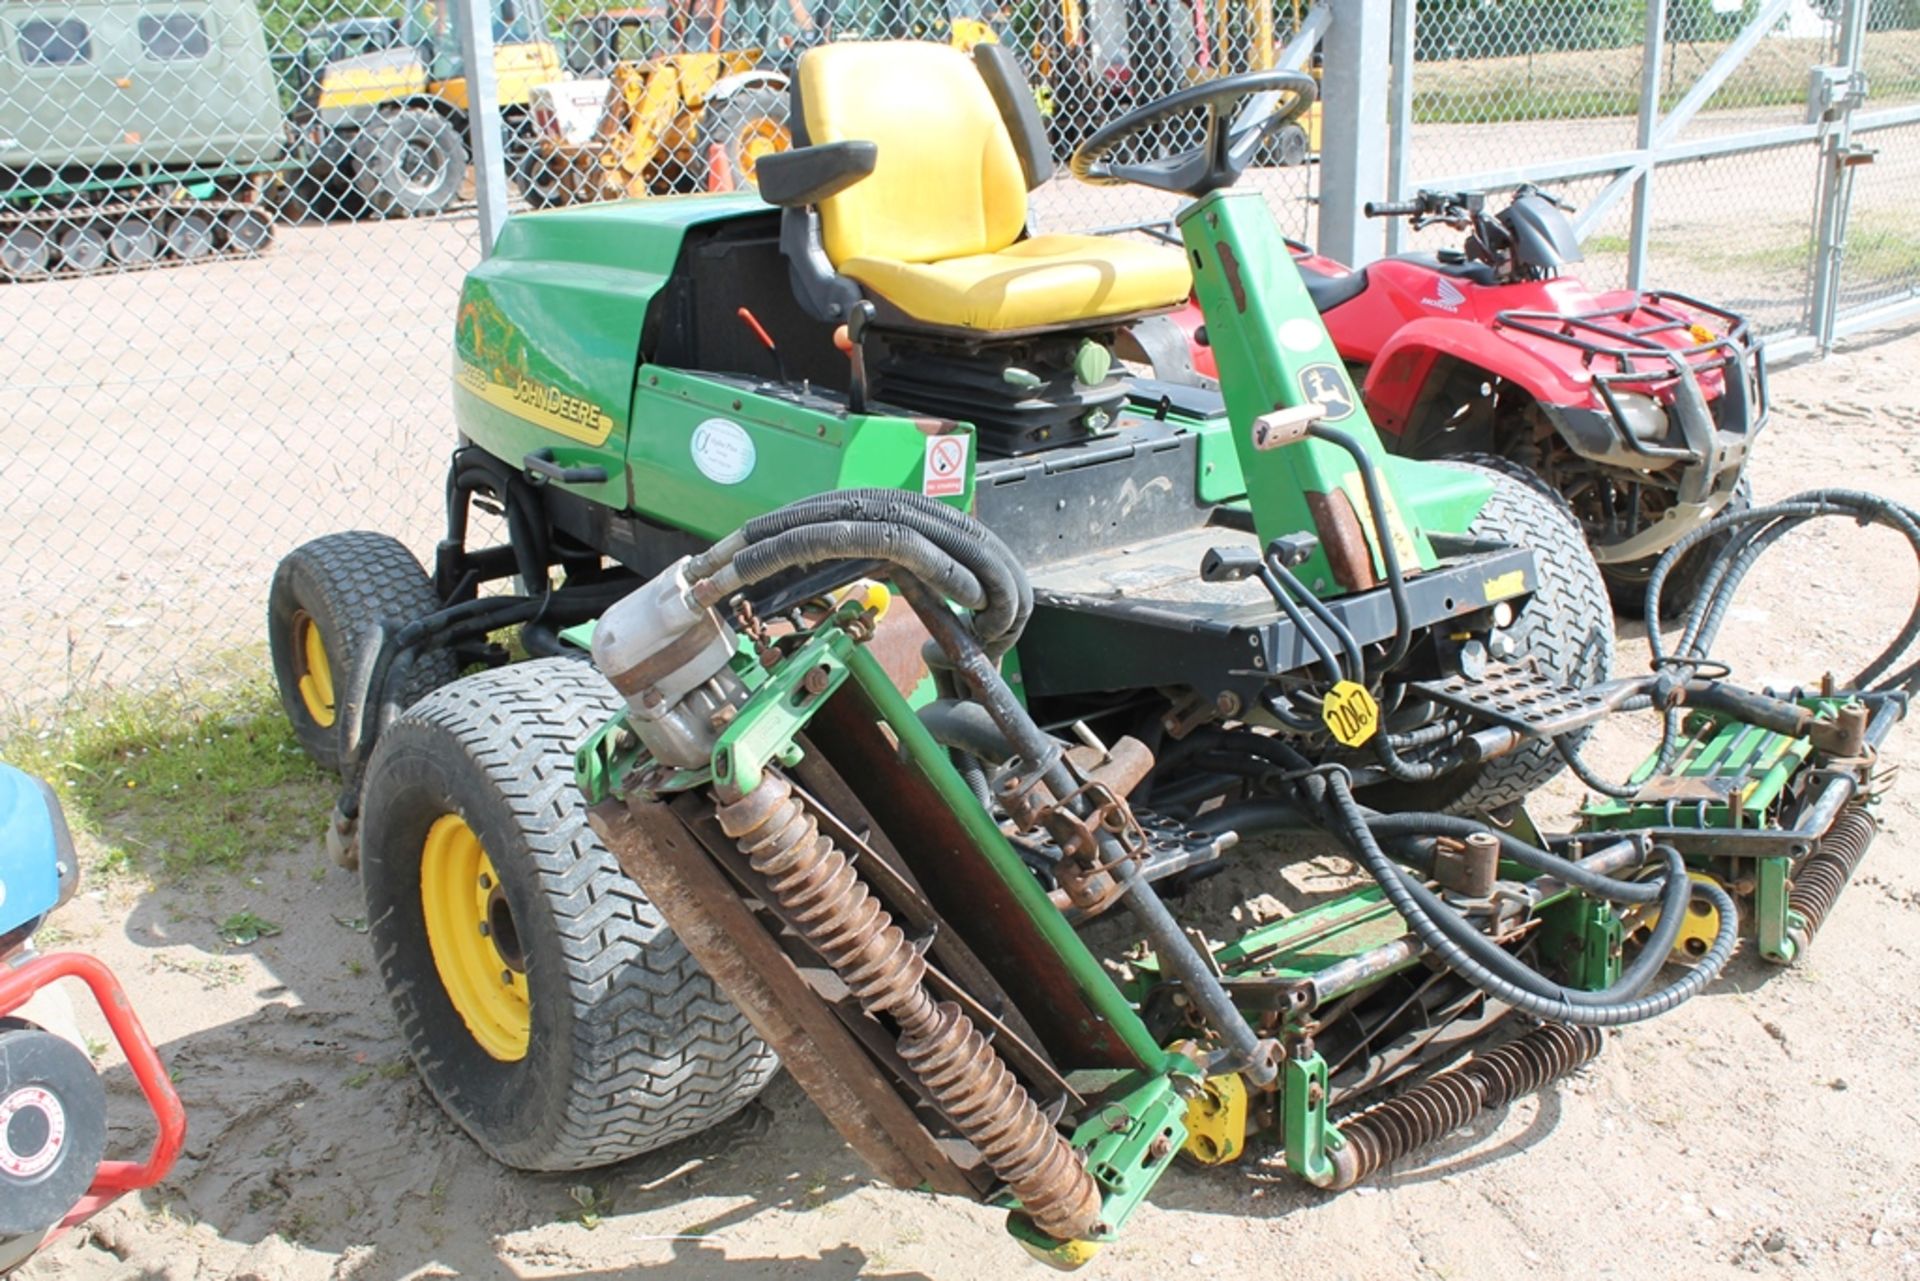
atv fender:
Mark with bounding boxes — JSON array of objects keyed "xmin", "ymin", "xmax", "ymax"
[{"xmin": 1362, "ymin": 318, "xmax": 1581, "ymax": 443}]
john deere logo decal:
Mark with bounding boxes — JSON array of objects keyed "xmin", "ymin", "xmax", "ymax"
[
  {"xmin": 457, "ymin": 361, "xmax": 614, "ymax": 446},
  {"xmin": 1299, "ymin": 363, "xmax": 1354, "ymax": 422}
]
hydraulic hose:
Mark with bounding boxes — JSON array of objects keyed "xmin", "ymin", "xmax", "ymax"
[
  {"xmin": 718, "ymin": 489, "xmax": 1033, "ymax": 655},
  {"xmin": 1649, "ymin": 490, "xmax": 1920, "ymax": 693},
  {"xmin": 1274, "ymin": 557, "xmax": 1367, "ymax": 686},
  {"xmin": 718, "ymin": 522, "xmax": 989, "ymax": 615},
  {"xmin": 1308, "ymin": 425, "xmax": 1413, "ymax": 672},
  {"xmin": 1318, "ymin": 769, "xmax": 1736, "ymax": 1026}
]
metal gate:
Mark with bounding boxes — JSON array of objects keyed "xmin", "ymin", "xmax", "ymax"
[{"xmin": 1371, "ymin": 0, "xmax": 1920, "ymax": 354}]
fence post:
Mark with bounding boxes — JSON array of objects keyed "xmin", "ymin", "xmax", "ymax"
[
  {"xmin": 1627, "ymin": 0, "xmax": 1669, "ymax": 290},
  {"xmin": 1808, "ymin": 0, "xmax": 1870, "ymax": 350},
  {"xmin": 1318, "ymin": 0, "xmax": 1391, "ymax": 266},
  {"xmin": 1384, "ymin": 0, "xmax": 1416, "ymax": 259},
  {"xmin": 455, "ymin": 0, "xmax": 509, "ymax": 258}
]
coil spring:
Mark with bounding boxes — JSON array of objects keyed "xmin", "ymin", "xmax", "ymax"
[
  {"xmin": 715, "ymin": 772, "xmax": 1103, "ymax": 1241},
  {"xmin": 1333, "ymin": 1022, "xmax": 1605, "ymax": 1188},
  {"xmin": 1789, "ymin": 805, "xmax": 1878, "ymax": 942}
]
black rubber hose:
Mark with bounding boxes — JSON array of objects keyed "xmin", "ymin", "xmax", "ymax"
[
  {"xmin": 728, "ymin": 522, "xmax": 988, "ymax": 614},
  {"xmin": 1383, "ymin": 839, "xmax": 1694, "ymax": 1004},
  {"xmin": 1650, "ymin": 491, "xmax": 1920, "ymax": 692},
  {"xmin": 1363, "ymin": 812, "xmax": 1663, "ymax": 905},
  {"xmin": 1321, "ymin": 770, "xmax": 1736, "ymax": 1026},
  {"xmin": 737, "ymin": 489, "xmax": 1032, "ymax": 650},
  {"xmin": 1256, "ymin": 567, "xmax": 1345, "ymax": 685},
  {"xmin": 952, "ymin": 749, "xmax": 994, "ymax": 808},
  {"xmin": 1308, "ymin": 425, "xmax": 1413, "ymax": 672},
  {"xmin": 1268, "ymin": 554, "xmax": 1367, "ymax": 685},
  {"xmin": 919, "ymin": 699, "xmax": 1018, "ymax": 765}
]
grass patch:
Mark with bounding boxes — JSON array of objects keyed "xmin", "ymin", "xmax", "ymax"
[
  {"xmin": 2, "ymin": 674, "xmax": 330, "ymax": 882},
  {"xmin": 1410, "ymin": 30, "xmax": 1920, "ymax": 126},
  {"xmin": 1677, "ymin": 211, "xmax": 1920, "ymax": 279}
]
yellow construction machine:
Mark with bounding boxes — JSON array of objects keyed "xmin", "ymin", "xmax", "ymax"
[
  {"xmin": 527, "ymin": 5, "xmax": 791, "ymax": 205},
  {"xmin": 291, "ymin": 0, "xmax": 564, "ymax": 217}
]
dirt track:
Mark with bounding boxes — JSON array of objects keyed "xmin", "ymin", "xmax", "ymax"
[{"xmin": 15, "ymin": 321, "xmax": 1920, "ymax": 1281}]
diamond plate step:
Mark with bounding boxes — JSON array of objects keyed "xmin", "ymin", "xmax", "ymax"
[{"xmin": 1411, "ymin": 663, "xmax": 1611, "ymax": 739}]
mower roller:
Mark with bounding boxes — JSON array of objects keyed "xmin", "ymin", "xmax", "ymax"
[{"xmin": 269, "ymin": 39, "xmax": 1915, "ymax": 1266}]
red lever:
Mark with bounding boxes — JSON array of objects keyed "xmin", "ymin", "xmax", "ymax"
[{"xmin": 737, "ymin": 307, "xmax": 776, "ymax": 351}]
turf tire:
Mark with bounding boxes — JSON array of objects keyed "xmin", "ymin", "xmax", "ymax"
[
  {"xmin": 358, "ymin": 658, "xmax": 778, "ymax": 1171},
  {"xmin": 1382, "ymin": 458, "xmax": 1615, "ymax": 814},
  {"xmin": 269, "ymin": 530, "xmax": 454, "ymax": 772}
]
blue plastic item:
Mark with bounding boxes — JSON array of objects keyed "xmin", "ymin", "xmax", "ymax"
[{"xmin": 0, "ymin": 763, "xmax": 73, "ymax": 939}]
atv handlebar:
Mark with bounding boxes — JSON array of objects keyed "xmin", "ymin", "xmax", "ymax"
[{"xmin": 1363, "ymin": 199, "xmax": 1425, "ymax": 218}]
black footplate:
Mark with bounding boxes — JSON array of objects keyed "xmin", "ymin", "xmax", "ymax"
[{"xmin": 1411, "ymin": 662, "xmax": 1611, "ymax": 740}]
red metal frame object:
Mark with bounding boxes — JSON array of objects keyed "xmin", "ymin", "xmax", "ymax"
[{"xmin": 0, "ymin": 951, "xmax": 186, "ymax": 1230}]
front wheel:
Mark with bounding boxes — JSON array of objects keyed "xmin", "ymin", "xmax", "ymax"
[
  {"xmin": 354, "ymin": 109, "xmax": 467, "ymax": 217},
  {"xmin": 1605, "ymin": 478, "xmax": 1753, "ymax": 620},
  {"xmin": 358, "ymin": 659, "xmax": 778, "ymax": 1171},
  {"xmin": 268, "ymin": 530, "xmax": 455, "ymax": 772}
]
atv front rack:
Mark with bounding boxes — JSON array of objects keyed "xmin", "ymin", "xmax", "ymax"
[{"xmin": 1495, "ymin": 290, "xmax": 1768, "ymax": 471}]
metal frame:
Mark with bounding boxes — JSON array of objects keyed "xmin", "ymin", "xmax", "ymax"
[
  {"xmin": 1371, "ymin": 0, "xmax": 1917, "ymax": 354},
  {"xmin": 456, "ymin": 0, "xmax": 509, "ymax": 256}
]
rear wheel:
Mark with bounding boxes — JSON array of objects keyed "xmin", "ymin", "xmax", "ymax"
[
  {"xmin": 355, "ymin": 109, "xmax": 467, "ymax": 217},
  {"xmin": 268, "ymin": 530, "xmax": 456, "ymax": 772},
  {"xmin": 358, "ymin": 659, "xmax": 778, "ymax": 1170},
  {"xmin": 697, "ymin": 86, "xmax": 791, "ymax": 191},
  {"xmin": 1383, "ymin": 459, "xmax": 1614, "ymax": 814}
]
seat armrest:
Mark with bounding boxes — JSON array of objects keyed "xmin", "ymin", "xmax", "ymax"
[
  {"xmin": 779, "ymin": 206, "xmax": 865, "ymax": 323},
  {"xmin": 757, "ymin": 141, "xmax": 879, "ymax": 208}
]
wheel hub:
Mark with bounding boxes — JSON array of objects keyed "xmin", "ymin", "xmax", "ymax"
[
  {"xmin": 291, "ymin": 610, "xmax": 335, "ymax": 728},
  {"xmin": 421, "ymin": 814, "xmax": 531, "ymax": 1061}
]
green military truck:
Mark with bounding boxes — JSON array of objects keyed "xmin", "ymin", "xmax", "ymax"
[{"xmin": 1, "ymin": 0, "xmax": 285, "ymax": 278}]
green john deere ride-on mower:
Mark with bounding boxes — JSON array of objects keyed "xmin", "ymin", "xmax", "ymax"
[{"xmin": 270, "ymin": 39, "xmax": 1916, "ymax": 1266}]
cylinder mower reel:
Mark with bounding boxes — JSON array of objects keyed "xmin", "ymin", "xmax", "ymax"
[{"xmin": 0, "ymin": 765, "xmax": 185, "ymax": 1275}]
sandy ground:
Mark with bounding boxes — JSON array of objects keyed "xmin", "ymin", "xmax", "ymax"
[{"xmin": 12, "ymin": 321, "xmax": 1920, "ymax": 1281}]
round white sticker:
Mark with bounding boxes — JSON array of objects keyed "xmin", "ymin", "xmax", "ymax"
[
  {"xmin": 690, "ymin": 418, "xmax": 756, "ymax": 485},
  {"xmin": 1278, "ymin": 317, "xmax": 1324, "ymax": 354},
  {"xmin": 0, "ymin": 1085, "xmax": 66, "ymax": 1179}
]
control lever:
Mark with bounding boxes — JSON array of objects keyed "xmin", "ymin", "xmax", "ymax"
[{"xmin": 834, "ymin": 301, "xmax": 875, "ymax": 414}]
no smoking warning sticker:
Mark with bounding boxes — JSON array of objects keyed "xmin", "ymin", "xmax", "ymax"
[{"xmin": 923, "ymin": 433, "xmax": 969, "ymax": 498}]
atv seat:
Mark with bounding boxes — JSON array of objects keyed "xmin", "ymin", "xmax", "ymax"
[
  {"xmin": 1300, "ymin": 263, "xmax": 1369, "ymax": 313},
  {"xmin": 760, "ymin": 41, "xmax": 1192, "ymax": 336}
]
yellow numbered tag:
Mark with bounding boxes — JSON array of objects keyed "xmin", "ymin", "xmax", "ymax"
[{"xmin": 1322, "ymin": 681, "xmax": 1380, "ymax": 747}]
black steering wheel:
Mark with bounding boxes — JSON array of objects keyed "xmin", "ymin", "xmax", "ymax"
[{"xmin": 1069, "ymin": 70, "xmax": 1318, "ymax": 198}]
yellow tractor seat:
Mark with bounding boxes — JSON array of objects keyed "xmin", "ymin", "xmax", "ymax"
[
  {"xmin": 839, "ymin": 234, "xmax": 1194, "ymax": 333},
  {"xmin": 774, "ymin": 40, "xmax": 1192, "ymax": 335}
]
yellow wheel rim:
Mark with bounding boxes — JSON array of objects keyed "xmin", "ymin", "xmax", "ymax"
[
  {"xmin": 292, "ymin": 610, "xmax": 336, "ymax": 728},
  {"xmin": 736, "ymin": 119, "xmax": 789, "ymax": 184},
  {"xmin": 420, "ymin": 815, "xmax": 530, "ymax": 1061}
]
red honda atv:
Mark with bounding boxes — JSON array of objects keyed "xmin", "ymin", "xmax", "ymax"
[{"xmin": 1138, "ymin": 185, "xmax": 1767, "ymax": 616}]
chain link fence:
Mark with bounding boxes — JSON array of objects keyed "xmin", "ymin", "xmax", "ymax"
[
  {"xmin": 1, "ymin": 0, "xmax": 1909, "ymax": 713},
  {"xmin": 1389, "ymin": 0, "xmax": 1919, "ymax": 337}
]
